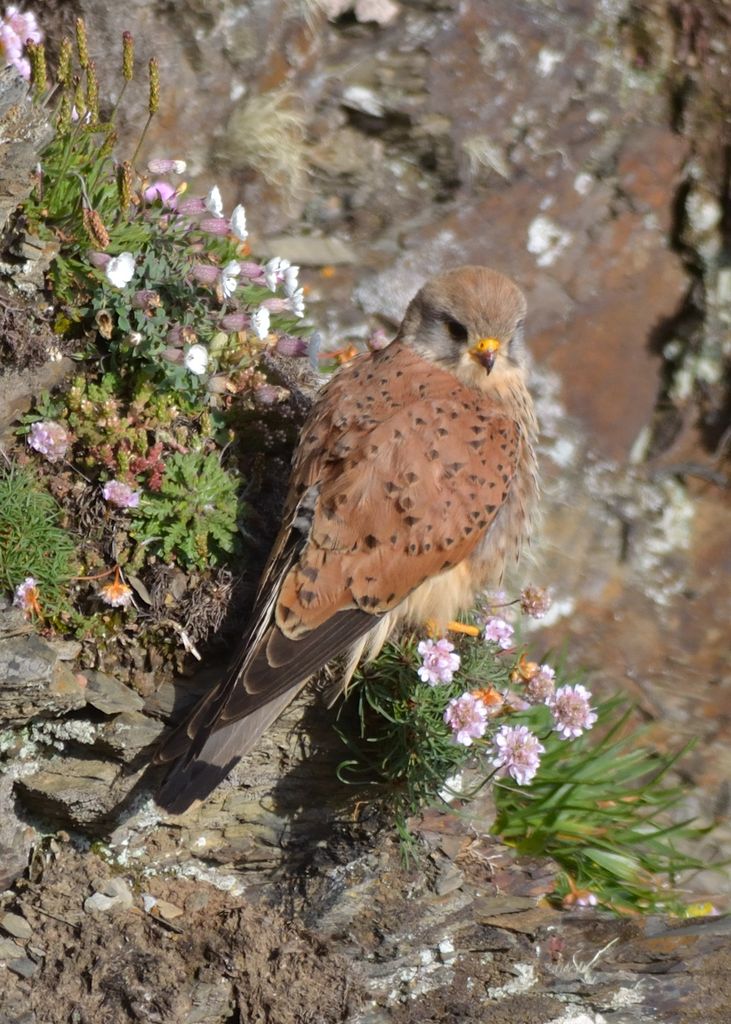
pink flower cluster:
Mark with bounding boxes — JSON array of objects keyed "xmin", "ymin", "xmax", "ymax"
[
  {"xmin": 483, "ymin": 616, "xmax": 514, "ymax": 650},
  {"xmin": 102, "ymin": 480, "xmax": 140, "ymax": 509},
  {"xmin": 491, "ymin": 724, "xmax": 545, "ymax": 785},
  {"xmin": 417, "ymin": 638, "xmax": 460, "ymax": 685},
  {"xmin": 0, "ymin": 6, "xmax": 41, "ymax": 80},
  {"xmin": 547, "ymin": 684, "xmax": 597, "ymax": 739},
  {"xmin": 27, "ymin": 420, "xmax": 70, "ymax": 463},
  {"xmin": 443, "ymin": 693, "xmax": 488, "ymax": 746}
]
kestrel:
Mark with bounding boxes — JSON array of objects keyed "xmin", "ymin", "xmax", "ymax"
[{"xmin": 156, "ymin": 266, "xmax": 539, "ymax": 811}]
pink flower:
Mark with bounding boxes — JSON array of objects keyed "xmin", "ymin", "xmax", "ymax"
[
  {"xmin": 28, "ymin": 420, "xmax": 69, "ymax": 463},
  {"xmin": 102, "ymin": 480, "xmax": 140, "ymax": 509},
  {"xmin": 444, "ymin": 693, "xmax": 488, "ymax": 746},
  {"xmin": 483, "ymin": 616, "xmax": 514, "ymax": 650},
  {"xmin": 417, "ymin": 637, "xmax": 460, "ymax": 686},
  {"xmin": 0, "ymin": 7, "xmax": 41, "ymax": 80},
  {"xmin": 520, "ymin": 584, "xmax": 553, "ymax": 619},
  {"xmin": 13, "ymin": 576, "xmax": 39, "ymax": 615},
  {"xmin": 525, "ymin": 664, "xmax": 556, "ymax": 703},
  {"xmin": 143, "ymin": 180, "xmax": 178, "ymax": 208},
  {"xmin": 547, "ymin": 684, "xmax": 598, "ymax": 739},
  {"xmin": 491, "ymin": 724, "xmax": 545, "ymax": 785}
]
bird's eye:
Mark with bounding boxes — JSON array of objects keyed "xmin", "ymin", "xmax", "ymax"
[{"xmin": 444, "ymin": 317, "xmax": 468, "ymax": 343}]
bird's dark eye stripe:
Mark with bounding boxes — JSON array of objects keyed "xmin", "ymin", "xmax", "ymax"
[{"xmin": 443, "ymin": 316, "xmax": 468, "ymax": 343}]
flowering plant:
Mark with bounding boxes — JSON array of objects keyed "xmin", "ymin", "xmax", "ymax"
[{"xmin": 338, "ymin": 587, "xmax": 714, "ymax": 914}]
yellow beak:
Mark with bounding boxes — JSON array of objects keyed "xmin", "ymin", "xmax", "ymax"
[{"xmin": 470, "ymin": 337, "xmax": 500, "ymax": 372}]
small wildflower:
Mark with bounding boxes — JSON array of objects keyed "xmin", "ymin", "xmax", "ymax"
[
  {"xmin": 288, "ymin": 287, "xmax": 306, "ymax": 318},
  {"xmin": 483, "ymin": 616, "xmax": 514, "ymax": 650},
  {"xmin": 147, "ymin": 158, "xmax": 186, "ymax": 175},
  {"xmin": 205, "ymin": 184, "xmax": 224, "ymax": 218},
  {"xmin": 105, "ymin": 252, "xmax": 136, "ymax": 288},
  {"xmin": 563, "ymin": 889, "xmax": 598, "ymax": 909},
  {"xmin": 251, "ymin": 306, "xmax": 271, "ymax": 340},
  {"xmin": 102, "ymin": 480, "xmax": 140, "ymax": 509},
  {"xmin": 13, "ymin": 576, "xmax": 40, "ymax": 616},
  {"xmin": 520, "ymin": 584, "xmax": 553, "ymax": 619},
  {"xmin": 143, "ymin": 180, "xmax": 178, "ymax": 208},
  {"xmin": 547, "ymin": 684, "xmax": 598, "ymax": 739},
  {"xmin": 0, "ymin": 7, "xmax": 42, "ymax": 79},
  {"xmin": 230, "ymin": 204, "xmax": 248, "ymax": 241},
  {"xmin": 283, "ymin": 264, "xmax": 299, "ymax": 296},
  {"xmin": 491, "ymin": 724, "xmax": 545, "ymax": 785},
  {"xmin": 525, "ymin": 664, "xmax": 556, "ymax": 703},
  {"xmin": 482, "ymin": 588, "xmax": 509, "ymax": 617},
  {"xmin": 444, "ymin": 692, "xmax": 488, "ymax": 746},
  {"xmin": 265, "ymin": 256, "xmax": 290, "ymax": 291},
  {"xmin": 28, "ymin": 420, "xmax": 69, "ymax": 463},
  {"xmin": 417, "ymin": 637, "xmax": 460, "ymax": 686},
  {"xmin": 184, "ymin": 344, "xmax": 209, "ymax": 376},
  {"xmin": 99, "ymin": 569, "xmax": 133, "ymax": 609},
  {"xmin": 220, "ymin": 260, "xmax": 240, "ymax": 300}
]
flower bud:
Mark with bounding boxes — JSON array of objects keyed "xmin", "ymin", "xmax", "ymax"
[
  {"xmin": 275, "ymin": 335, "xmax": 309, "ymax": 358},
  {"xmin": 191, "ymin": 263, "xmax": 219, "ymax": 285},
  {"xmin": 220, "ymin": 312, "xmax": 249, "ymax": 331},
  {"xmin": 200, "ymin": 217, "xmax": 230, "ymax": 236}
]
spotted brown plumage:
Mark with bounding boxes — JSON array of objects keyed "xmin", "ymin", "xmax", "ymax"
[{"xmin": 156, "ymin": 265, "xmax": 540, "ymax": 812}]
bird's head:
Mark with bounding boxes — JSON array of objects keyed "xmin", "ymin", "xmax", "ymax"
[{"xmin": 396, "ymin": 266, "xmax": 528, "ymax": 384}]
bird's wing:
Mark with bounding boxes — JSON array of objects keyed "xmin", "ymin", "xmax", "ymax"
[{"xmin": 155, "ymin": 343, "xmax": 521, "ymax": 810}]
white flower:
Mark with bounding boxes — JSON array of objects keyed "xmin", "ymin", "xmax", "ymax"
[
  {"xmin": 184, "ymin": 344, "xmax": 209, "ymax": 376},
  {"xmin": 288, "ymin": 287, "xmax": 306, "ymax": 319},
  {"xmin": 205, "ymin": 184, "xmax": 224, "ymax": 218},
  {"xmin": 251, "ymin": 306, "xmax": 271, "ymax": 340},
  {"xmin": 105, "ymin": 252, "xmax": 136, "ymax": 288},
  {"xmin": 283, "ymin": 264, "xmax": 299, "ymax": 297},
  {"xmin": 230, "ymin": 204, "xmax": 248, "ymax": 241},
  {"xmin": 265, "ymin": 256, "xmax": 290, "ymax": 291},
  {"xmin": 220, "ymin": 260, "xmax": 241, "ymax": 299}
]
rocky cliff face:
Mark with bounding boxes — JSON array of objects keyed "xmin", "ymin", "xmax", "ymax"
[{"xmin": 1, "ymin": 1, "xmax": 729, "ymax": 1021}]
